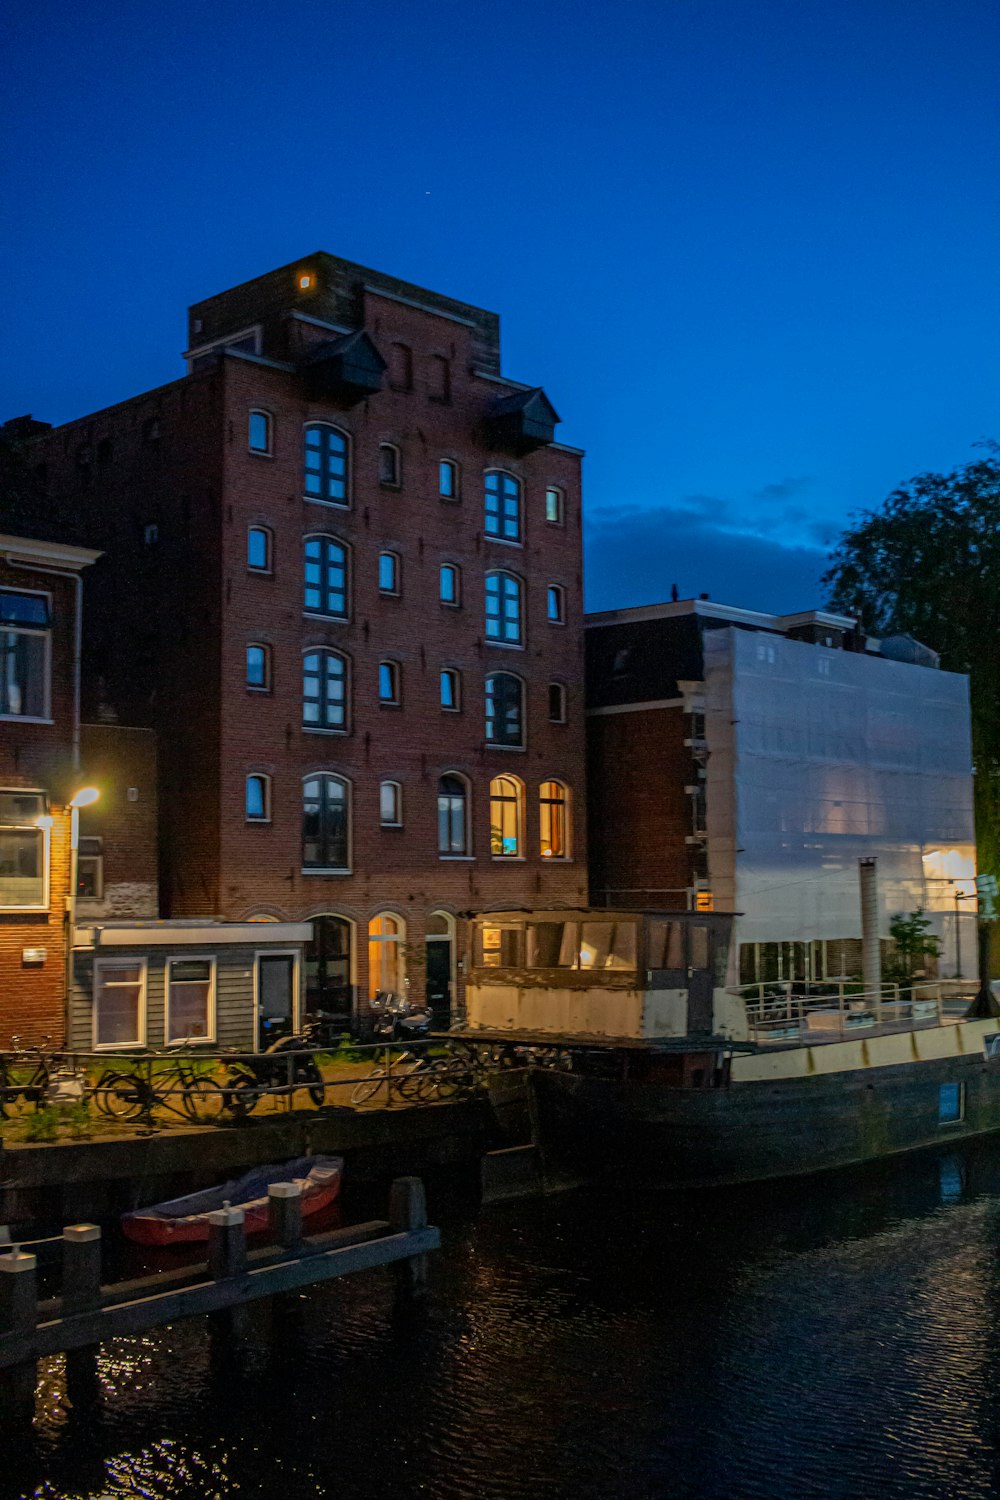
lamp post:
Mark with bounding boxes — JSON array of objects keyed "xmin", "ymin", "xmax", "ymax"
[{"xmin": 65, "ymin": 787, "xmax": 100, "ymax": 1040}]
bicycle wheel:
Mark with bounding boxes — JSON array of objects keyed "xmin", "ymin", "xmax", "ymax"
[
  {"xmin": 222, "ymin": 1077, "xmax": 262, "ymax": 1119},
  {"xmin": 95, "ymin": 1072, "xmax": 145, "ymax": 1121},
  {"xmin": 351, "ymin": 1069, "xmax": 387, "ymax": 1105},
  {"xmin": 182, "ymin": 1076, "xmax": 225, "ymax": 1123},
  {"xmin": 296, "ymin": 1060, "xmax": 326, "ymax": 1107}
]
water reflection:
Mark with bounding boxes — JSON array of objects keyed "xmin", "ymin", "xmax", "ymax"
[{"xmin": 12, "ymin": 1138, "xmax": 1000, "ymax": 1499}]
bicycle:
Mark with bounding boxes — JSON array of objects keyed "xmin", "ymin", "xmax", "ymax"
[
  {"xmin": 350, "ymin": 1048, "xmax": 476, "ymax": 1106},
  {"xmin": 221, "ymin": 1026, "xmax": 327, "ymax": 1119},
  {"xmin": 92, "ymin": 1047, "xmax": 224, "ymax": 1124},
  {"xmin": 0, "ymin": 1035, "xmax": 54, "ymax": 1118}
]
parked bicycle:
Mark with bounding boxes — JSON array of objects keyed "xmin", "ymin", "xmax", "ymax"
[
  {"xmin": 221, "ymin": 1024, "xmax": 326, "ymax": 1119},
  {"xmin": 350, "ymin": 1048, "xmax": 474, "ymax": 1107},
  {"xmin": 92, "ymin": 1047, "xmax": 224, "ymax": 1125},
  {"xmin": 0, "ymin": 1035, "xmax": 54, "ymax": 1118}
]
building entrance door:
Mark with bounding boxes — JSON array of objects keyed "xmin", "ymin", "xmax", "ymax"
[
  {"xmin": 687, "ymin": 923, "xmax": 714, "ymax": 1033},
  {"xmin": 425, "ymin": 938, "xmax": 453, "ymax": 1026},
  {"xmin": 305, "ymin": 915, "xmax": 354, "ymax": 1026},
  {"xmin": 257, "ymin": 953, "xmax": 296, "ymax": 1049}
]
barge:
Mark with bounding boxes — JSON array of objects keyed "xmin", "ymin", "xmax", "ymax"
[{"xmin": 462, "ymin": 909, "xmax": 1000, "ymax": 1187}]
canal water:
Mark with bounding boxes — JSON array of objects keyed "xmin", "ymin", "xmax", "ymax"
[{"xmin": 11, "ymin": 1137, "xmax": 1000, "ymax": 1500}]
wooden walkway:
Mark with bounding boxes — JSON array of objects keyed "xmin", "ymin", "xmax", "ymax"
[{"xmin": 0, "ymin": 1176, "xmax": 438, "ymax": 1431}]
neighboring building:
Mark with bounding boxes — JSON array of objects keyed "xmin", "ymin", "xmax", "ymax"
[
  {"xmin": 13, "ymin": 252, "xmax": 587, "ymax": 1021},
  {"xmin": 76, "ymin": 722, "xmax": 159, "ymax": 922},
  {"xmin": 586, "ymin": 597, "xmax": 977, "ymax": 984},
  {"xmin": 0, "ymin": 532, "xmax": 100, "ymax": 1045}
]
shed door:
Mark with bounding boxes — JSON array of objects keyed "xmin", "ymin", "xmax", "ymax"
[
  {"xmin": 257, "ymin": 953, "xmax": 296, "ymax": 1049},
  {"xmin": 687, "ymin": 924, "xmax": 714, "ymax": 1033}
]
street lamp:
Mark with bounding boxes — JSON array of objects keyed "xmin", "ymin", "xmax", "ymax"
[{"xmin": 65, "ymin": 787, "xmax": 100, "ymax": 1038}]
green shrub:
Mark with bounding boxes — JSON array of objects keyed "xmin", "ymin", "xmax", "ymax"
[{"xmin": 23, "ymin": 1107, "xmax": 59, "ymax": 1142}]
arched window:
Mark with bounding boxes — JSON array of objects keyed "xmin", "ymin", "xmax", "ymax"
[
  {"xmin": 304, "ymin": 535, "xmax": 349, "ymax": 618},
  {"xmin": 484, "ymin": 471, "xmax": 522, "ymax": 543},
  {"xmin": 247, "ymin": 525, "xmax": 272, "ymax": 572},
  {"xmin": 547, "ymin": 584, "xmax": 566, "ymax": 624},
  {"xmin": 440, "ymin": 563, "xmax": 460, "ymax": 605},
  {"xmin": 303, "ymin": 649, "xmax": 348, "ymax": 731},
  {"xmin": 302, "ymin": 774, "xmax": 350, "ymax": 872},
  {"xmin": 539, "ymin": 780, "xmax": 570, "ymax": 859},
  {"xmin": 439, "ymin": 459, "xmax": 459, "ymax": 500},
  {"xmin": 485, "ymin": 672, "xmax": 524, "ymax": 747},
  {"xmin": 380, "ymin": 780, "xmax": 402, "ymax": 826},
  {"xmin": 378, "ymin": 443, "xmax": 401, "ymax": 486},
  {"xmin": 246, "ymin": 774, "xmax": 271, "ymax": 823},
  {"xmin": 304, "ymin": 424, "xmax": 349, "ymax": 505},
  {"xmin": 305, "ymin": 914, "xmax": 354, "ymax": 1018},
  {"xmin": 249, "ymin": 410, "xmax": 272, "ymax": 455},
  {"xmin": 438, "ymin": 773, "xmax": 470, "ymax": 855},
  {"xmin": 485, "ymin": 571, "xmax": 523, "ymax": 645},
  {"xmin": 545, "ymin": 486, "xmax": 564, "ymax": 525},
  {"xmin": 246, "ymin": 643, "xmax": 271, "ymax": 691},
  {"xmin": 490, "ymin": 776, "xmax": 523, "ymax": 857},
  {"xmin": 379, "ymin": 551, "xmax": 401, "ymax": 594},
  {"xmin": 368, "ymin": 913, "xmax": 406, "ymax": 999}
]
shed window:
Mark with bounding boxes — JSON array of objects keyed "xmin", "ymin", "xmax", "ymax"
[
  {"xmin": 167, "ymin": 959, "xmax": 214, "ymax": 1043},
  {"xmin": 94, "ymin": 962, "xmax": 145, "ymax": 1048}
]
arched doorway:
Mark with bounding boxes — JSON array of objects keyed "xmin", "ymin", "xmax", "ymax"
[
  {"xmin": 305, "ymin": 914, "xmax": 355, "ymax": 1025},
  {"xmin": 426, "ymin": 910, "xmax": 455, "ymax": 1026},
  {"xmin": 368, "ymin": 913, "xmax": 406, "ymax": 1002}
]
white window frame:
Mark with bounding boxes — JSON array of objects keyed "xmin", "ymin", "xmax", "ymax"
[
  {"xmin": 0, "ymin": 791, "xmax": 50, "ymax": 912},
  {"xmin": 165, "ymin": 954, "xmax": 217, "ymax": 1045},
  {"xmin": 93, "ymin": 957, "xmax": 148, "ymax": 1050},
  {"xmin": 248, "ymin": 408, "xmax": 273, "ymax": 456},
  {"xmin": 0, "ymin": 587, "xmax": 53, "ymax": 724},
  {"xmin": 379, "ymin": 780, "xmax": 403, "ymax": 827}
]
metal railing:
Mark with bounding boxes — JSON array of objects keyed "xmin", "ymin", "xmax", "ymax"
[
  {"xmin": 731, "ymin": 979, "xmax": 983, "ymax": 1045},
  {"xmin": 0, "ymin": 1037, "xmax": 501, "ymax": 1134}
]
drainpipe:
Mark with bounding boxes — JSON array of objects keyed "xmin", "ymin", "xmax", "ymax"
[{"xmin": 859, "ymin": 858, "xmax": 881, "ymax": 1004}]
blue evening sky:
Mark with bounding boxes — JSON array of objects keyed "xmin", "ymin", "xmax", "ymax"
[{"xmin": 2, "ymin": 0, "xmax": 997, "ymax": 614}]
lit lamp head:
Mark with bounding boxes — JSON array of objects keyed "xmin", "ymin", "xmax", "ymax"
[{"xmin": 69, "ymin": 787, "xmax": 100, "ymax": 810}]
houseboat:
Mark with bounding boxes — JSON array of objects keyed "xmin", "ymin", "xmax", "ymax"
[{"xmin": 462, "ymin": 909, "xmax": 1000, "ymax": 1187}]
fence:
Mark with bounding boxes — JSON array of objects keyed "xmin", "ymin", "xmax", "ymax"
[{"xmin": 732, "ymin": 978, "xmax": 983, "ymax": 1044}]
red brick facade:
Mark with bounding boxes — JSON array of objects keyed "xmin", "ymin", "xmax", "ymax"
[
  {"xmin": 21, "ymin": 255, "xmax": 588, "ymax": 1014},
  {"xmin": 0, "ymin": 541, "xmax": 98, "ymax": 1044}
]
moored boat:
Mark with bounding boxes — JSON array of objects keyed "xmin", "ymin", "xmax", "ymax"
[
  {"xmin": 462, "ymin": 909, "xmax": 1000, "ymax": 1187},
  {"xmin": 122, "ymin": 1155, "xmax": 343, "ymax": 1245}
]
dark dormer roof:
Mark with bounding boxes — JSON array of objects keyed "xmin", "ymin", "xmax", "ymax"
[
  {"xmin": 301, "ymin": 330, "xmax": 387, "ymax": 404},
  {"xmin": 487, "ymin": 386, "xmax": 560, "ymax": 452}
]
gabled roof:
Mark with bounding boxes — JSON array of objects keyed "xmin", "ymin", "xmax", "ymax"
[{"xmin": 490, "ymin": 386, "xmax": 560, "ymax": 425}]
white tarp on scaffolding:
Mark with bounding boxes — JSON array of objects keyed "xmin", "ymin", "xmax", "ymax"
[{"xmin": 703, "ymin": 627, "xmax": 976, "ymax": 962}]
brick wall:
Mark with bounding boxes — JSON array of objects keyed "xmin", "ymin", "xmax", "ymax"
[
  {"xmin": 587, "ymin": 706, "xmax": 694, "ymax": 908},
  {"xmin": 77, "ymin": 723, "xmax": 158, "ymax": 918}
]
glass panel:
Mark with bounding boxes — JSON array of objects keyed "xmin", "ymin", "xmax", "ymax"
[
  {"xmin": 440, "ymin": 566, "xmax": 456, "ymax": 603},
  {"xmin": 0, "ymin": 630, "xmax": 47, "ymax": 716},
  {"xmin": 96, "ymin": 968, "xmax": 142, "ymax": 1046},
  {"xmin": 648, "ymin": 919, "xmax": 685, "ymax": 970},
  {"xmin": 609, "ymin": 923, "xmax": 637, "ymax": 969},
  {"xmin": 168, "ymin": 961, "xmax": 212, "ymax": 1041},
  {"xmin": 479, "ymin": 925, "xmax": 522, "ymax": 967},
  {"xmin": 545, "ymin": 488, "xmax": 562, "ymax": 523},
  {"xmin": 689, "ymin": 926, "xmax": 711, "ymax": 970},
  {"xmin": 248, "ymin": 529, "xmax": 268, "ymax": 569},
  {"xmin": 249, "ymin": 411, "xmax": 269, "ymax": 452},
  {"xmin": 379, "ymin": 554, "xmax": 397, "ymax": 591},
  {"xmin": 246, "ymin": 777, "xmax": 267, "ymax": 819},
  {"xmin": 578, "ymin": 923, "xmax": 614, "ymax": 970},
  {"xmin": 0, "ymin": 827, "xmax": 45, "ymax": 906},
  {"xmin": 0, "ymin": 791, "xmax": 45, "ymax": 824},
  {"xmin": 0, "ymin": 591, "xmax": 49, "ymax": 627},
  {"xmin": 525, "ymin": 922, "xmax": 570, "ymax": 967},
  {"xmin": 247, "ymin": 646, "xmax": 266, "ymax": 687},
  {"xmin": 379, "ymin": 663, "xmax": 396, "ymax": 701},
  {"xmin": 380, "ymin": 783, "xmax": 400, "ymax": 823},
  {"xmin": 441, "ymin": 671, "xmax": 455, "ymax": 708},
  {"xmin": 439, "ymin": 461, "xmax": 455, "ymax": 497}
]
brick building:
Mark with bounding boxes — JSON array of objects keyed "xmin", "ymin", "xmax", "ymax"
[
  {"xmin": 586, "ymin": 597, "xmax": 977, "ymax": 986},
  {"xmin": 0, "ymin": 532, "xmax": 100, "ymax": 1044},
  {"xmin": 16, "ymin": 252, "xmax": 587, "ymax": 1021}
]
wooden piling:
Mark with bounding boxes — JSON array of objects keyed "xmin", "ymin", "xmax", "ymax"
[
  {"xmin": 0, "ymin": 1250, "xmax": 38, "ymax": 1432},
  {"xmin": 268, "ymin": 1181, "xmax": 303, "ymax": 1250},
  {"xmin": 207, "ymin": 1203, "xmax": 250, "ymax": 1345},
  {"xmin": 62, "ymin": 1225, "xmax": 102, "ymax": 1408},
  {"xmin": 388, "ymin": 1177, "xmax": 429, "ymax": 1294}
]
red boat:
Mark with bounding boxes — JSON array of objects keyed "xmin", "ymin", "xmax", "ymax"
[{"xmin": 122, "ymin": 1156, "xmax": 343, "ymax": 1246}]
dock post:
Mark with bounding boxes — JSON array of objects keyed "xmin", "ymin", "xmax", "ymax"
[
  {"xmin": 207, "ymin": 1204, "xmax": 250, "ymax": 1348},
  {"xmin": 268, "ymin": 1181, "xmax": 303, "ymax": 1251},
  {"xmin": 0, "ymin": 1248, "xmax": 38, "ymax": 1436},
  {"xmin": 62, "ymin": 1224, "xmax": 102, "ymax": 1410},
  {"xmin": 388, "ymin": 1176, "xmax": 429, "ymax": 1295}
]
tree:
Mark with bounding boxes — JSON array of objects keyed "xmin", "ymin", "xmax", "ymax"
[
  {"xmin": 886, "ymin": 909, "xmax": 941, "ymax": 987},
  {"xmin": 824, "ymin": 443, "xmax": 1000, "ymax": 872}
]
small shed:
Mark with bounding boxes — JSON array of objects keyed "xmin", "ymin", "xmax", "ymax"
[{"xmin": 69, "ymin": 921, "xmax": 313, "ymax": 1053}]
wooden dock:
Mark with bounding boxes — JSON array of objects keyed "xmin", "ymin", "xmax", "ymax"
[{"xmin": 0, "ymin": 1175, "xmax": 438, "ymax": 1431}]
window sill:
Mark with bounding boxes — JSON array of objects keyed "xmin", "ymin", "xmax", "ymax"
[
  {"xmin": 442, "ymin": 706, "xmax": 462, "ymax": 714},
  {"xmin": 485, "ymin": 743, "xmax": 526, "ymax": 753},
  {"xmin": 439, "ymin": 855, "xmax": 475, "ymax": 861},
  {"xmin": 303, "ymin": 726, "xmax": 349, "ymax": 736},
  {"xmin": 93, "ymin": 1041, "xmax": 146, "ymax": 1052},
  {"xmin": 0, "ymin": 904, "xmax": 49, "ymax": 913},
  {"xmin": 246, "ymin": 818, "xmax": 272, "ymax": 826},
  {"xmin": 246, "ymin": 686, "xmax": 272, "ymax": 695},
  {"xmin": 302, "ymin": 612, "xmax": 350, "ymax": 625},
  {"xmin": 380, "ymin": 822, "xmax": 404, "ymax": 830},
  {"xmin": 0, "ymin": 715, "xmax": 54, "ymax": 726},
  {"xmin": 379, "ymin": 481, "xmax": 403, "ymax": 492},
  {"xmin": 483, "ymin": 535, "xmax": 523, "ymax": 548},
  {"xmin": 491, "ymin": 855, "xmax": 526, "ymax": 862},
  {"xmin": 301, "ymin": 868, "xmax": 352, "ymax": 877},
  {"xmin": 378, "ymin": 591, "xmax": 402, "ymax": 599},
  {"xmin": 303, "ymin": 495, "xmax": 351, "ymax": 509},
  {"xmin": 249, "ymin": 449, "xmax": 274, "ymax": 459},
  {"xmin": 485, "ymin": 639, "xmax": 524, "ymax": 650},
  {"xmin": 247, "ymin": 568, "xmax": 273, "ymax": 578},
  {"xmin": 378, "ymin": 701, "xmax": 402, "ymax": 710}
]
